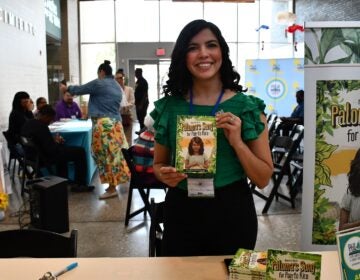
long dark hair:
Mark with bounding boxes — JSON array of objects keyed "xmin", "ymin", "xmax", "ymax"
[
  {"xmin": 348, "ymin": 148, "xmax": 360, "ymax": 197},
  {"xmin": 163, "ymin": 19, "xmax": 244, "ymax": 97},
  {"xmin": 188, "ymin": 136, "xmax": 205, "ymax": 155},
  {"xmin": 12, "ymin": 91, "xmax": 30, "ymax": 112}
]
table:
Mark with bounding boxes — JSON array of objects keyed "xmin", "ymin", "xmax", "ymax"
[
  {"xmin": 0, "ymin": 251, "xmax": 341, "ymax": 280},
  {"xmin": 49, "ymin": 119, "xmax": 97, "ymax": 185}
]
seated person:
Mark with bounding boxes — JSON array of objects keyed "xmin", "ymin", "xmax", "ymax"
[
  {"xmin": 33, "ymin": 97, "xmax": 47, "ymax": 118},
  {"xmin": 55, "ymin": 81, "xmax": 82, "ymax": 121},
  {"xmin": 21, "ymin": 105, "xmax": 94, "ymax": 192},
  {"xmin": 7, "ymin": 91, "xmax": 34, "ymax": 147},
  {"xmin": 279, "ymin": 89, "xmax": 304, "ymax": 135}
]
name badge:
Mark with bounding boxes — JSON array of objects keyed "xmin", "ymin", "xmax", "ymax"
[{"xmin": 187, "ymin": 178, "xmax": 214, "ymax": 198}]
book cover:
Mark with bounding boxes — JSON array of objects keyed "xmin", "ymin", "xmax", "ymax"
[
  {"xmin": 336, "ymin": 226, "xmax": 360, "ymax": 280},
  {"xmin": 266, "ymin": 249, "xmax": 321, "ymax": 280},
  {"xmin": 175, "ymin": 115, "xmax": 216, "ymax": 176}
]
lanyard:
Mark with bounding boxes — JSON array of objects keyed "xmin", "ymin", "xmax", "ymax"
[{"xmin": 189, "ymin": 89, "xmax": 224, "ymax": 116}]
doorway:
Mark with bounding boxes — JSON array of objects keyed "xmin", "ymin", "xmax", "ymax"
[{"xmin": 129, "ymin": 59, "xmax": 170, "ymax": 115}]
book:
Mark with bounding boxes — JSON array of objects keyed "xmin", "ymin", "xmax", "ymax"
[
  {"xmin": 336, "ymin": 226, "xmax": 360, "ymax": 280},
  {"xmin": 175, "ymin": 115, "xmax": 217, "ymax": 177},
  {"xmin": 266, "ymin": 249, "xmax": 322, "ymax": 280},
  {"xmin": 229, "ymin": 248, "xmax": 267, "ymax": 280}
]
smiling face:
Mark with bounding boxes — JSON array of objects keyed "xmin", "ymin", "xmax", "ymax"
[{"xmin": 185, "ymin": 28, "xmax": 222, "ymax": 83}]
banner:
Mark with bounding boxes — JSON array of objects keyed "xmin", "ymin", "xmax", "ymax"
[
  {"xmin": 302, "ymin": 22, "xmax": 360, "ymax": 251},
  {"xmin": 245, "ymin": 58, "xmax": 304, "ymax": 117}
]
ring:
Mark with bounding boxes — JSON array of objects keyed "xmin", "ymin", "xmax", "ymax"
[{"xmin": 229, "ymin": 116, "xmax": 235, "ymax": 123}]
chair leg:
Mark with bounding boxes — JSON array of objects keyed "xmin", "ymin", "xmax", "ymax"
[
  {"xmin": 262, "ymin": 176, "xmax": 283, "ymax": 214},
  {"xmin": 125, "ymin": 185, "xmax": 134, "ymax": 226}
]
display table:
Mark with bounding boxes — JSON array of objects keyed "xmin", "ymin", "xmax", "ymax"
[
  {"xmin": 49, "ymin": 119, "xmax": 97, "ymax": 185},
  {"xmin": 0, "ymin": 251, "xmax": 341, "ymax": 280}
]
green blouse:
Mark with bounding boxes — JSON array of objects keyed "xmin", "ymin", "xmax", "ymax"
[{"xmin": 150, "ymin": 92, "xmax": 266, "ymax": 189}]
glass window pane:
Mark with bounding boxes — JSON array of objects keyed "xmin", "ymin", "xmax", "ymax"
[
  {"xmin": 159, "ymin": 2, "xmax": 203, "ymax": 42},
  {"xmin": 237, "ymin": 43, "xmax": 259, "ymax": 82},
  {"xmin": 238, "ymin": 2, "xmax": 260, "ymax": 43},
  {"xmin": 259, "ymin": 0, "xmax": 292, "ymax": 44},
  {"xmin": 80, "ymin": 1, "xmax": 115, "ymax": 43},
  {"xmin": 115, "ymin": 0, "xmax": 159, "ymax": 42},
  {"xmin": 80, "ymin": 43, "xmax": 116, "ymax": 84},
  {"xmin": 204, "ymin": 2, "xmax": 237, "ymax": 42},
  {"xmin": 259, "ymin": 43, "xmax": 292, "ymax": 59}
]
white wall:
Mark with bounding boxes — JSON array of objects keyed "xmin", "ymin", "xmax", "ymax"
[{"xmin": 0, "ymin": 0, "xmax": 47, "ymax": 131}]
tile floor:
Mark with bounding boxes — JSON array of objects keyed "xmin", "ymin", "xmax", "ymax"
[{"xmin": 0, "ymin": 121, "xmax": 302, "ymax": 257}]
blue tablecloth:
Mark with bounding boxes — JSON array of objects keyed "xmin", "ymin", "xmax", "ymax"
[{"xmin": 49, "ymin": 119, "xmax": 97, "ymax": 185}]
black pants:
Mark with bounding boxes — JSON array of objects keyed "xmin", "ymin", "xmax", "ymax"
[
  {"xmin": 162, "ymin": 179, "xmax": 258, "ymax": 256},
  {"xmin": 55, "ymin": 146, "xmax": 87, "ymax": 185},
  {"xmin": 136, "ymin": 104, "xmax": 148, "ymax": 130}
]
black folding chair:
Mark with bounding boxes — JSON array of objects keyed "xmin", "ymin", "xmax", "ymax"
[
  {"xmin": 0, "ymin": 228, "xmax": 78, "ymax": 258},
  {"xmin": 149, "ymin": 197, "xmax": 164, "ymax": 257},
  {"xmin": 251, "ymin": 125, "xmax": 304, "ymax": 214},
  {"xmin": 266, "ymin": 113, "xmax": 278, "ymax": 139},
  {"xmin": 2, "ymin": 130, "xmax": 24, "ymax": 180},
  {"xmin": 19, "ymin": 136, "xmax": 54, "ymax": 195},
  {"xmin": 121, "ymin": 147, "xmax": 167, "ymax": 226}
]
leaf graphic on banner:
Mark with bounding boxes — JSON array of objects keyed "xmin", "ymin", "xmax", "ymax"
[
  {"xmin": 316, "ymin": 140, "xmax": 338, "ymax": 162},
  {"xmin": 319, "ymin": 28, "xmax": 345, "ymax": 63}
]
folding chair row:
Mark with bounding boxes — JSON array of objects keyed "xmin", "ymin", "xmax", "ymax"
[{"xmin": 251, "ymin": 124, "xmax": 304, "ymax": 214}]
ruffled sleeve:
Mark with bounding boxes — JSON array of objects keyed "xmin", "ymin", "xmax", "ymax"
[
  {"xmin": 150, "ymin": 96, "xmax": 170, "ymax": 147},
  {"xmin": 239, "ymin": 95, "xmax": 266, "ymax": 142}
]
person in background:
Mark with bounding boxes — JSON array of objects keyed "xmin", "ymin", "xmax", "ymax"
[
  {"xmin": 7, "ymin": 91, "xmax": 34, "ymax": 146},
  {"xmin": 55, "ymin": 80, "xmax": 82, "ymax": 121},
  {"xmin": 339, "ymin": 148, "xmax": 360, "ymax": 231},
  {"xmin": 279, "ymin": 89, "xmax": 304, "ymax": 135},
  {"xmin": 33, "ymin": 97, "xmax": 47, "ymax": 118},
  {"xmin": 21, "ymin": 105, "xmax": 94, "ymax": 192},
  {"xmin": 134, "ymin": 68, "xmax": 149, "ymax": 131},
  {"xmin": 60, "ymin": 60, "xmax": 130, "ymax": 200},
  {"xmin": 151, "ymin": 20, "xmax": 273, "ymax": 256},
  {"xmin": 115, "ymin": 69, "xmax": 135, "ymax": 127},
  {"xmin": 28, "ymin": 98, "xmax": 34, "ymax": 112}
]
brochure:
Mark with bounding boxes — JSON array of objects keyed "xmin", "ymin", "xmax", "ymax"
[{"xmin": 336, "ymin": 226, "xmax": 360, "ymax": 280}]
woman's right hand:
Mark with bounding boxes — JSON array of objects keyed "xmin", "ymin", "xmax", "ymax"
[{"xmin": 158, "ymin": 166, "xmax": 187, "ymax": 187}]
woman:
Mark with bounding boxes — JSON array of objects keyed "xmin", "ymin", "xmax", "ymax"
[
  {"xmin": 7, "ymin": 91, "xmax": 34, "ymax": 146},
  {"xmin": 115, "ymin": 69, "xmax": 135, "ymax": 127},
  {"xmin": 151, "ymin": 20, "xmax": 273, "ymax": 256},
  {"xmin": 60, "ymin": 60, "xmax": 130, "ymax": 199}
]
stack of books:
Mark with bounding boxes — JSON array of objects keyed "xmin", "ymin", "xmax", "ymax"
[
  {"xmin": 228, "ymin": 248, "xmax": 322, "ymax": 280},
  {"xmin": 228, "ymin": 248, "xmax": 267, "ymax": 279}
]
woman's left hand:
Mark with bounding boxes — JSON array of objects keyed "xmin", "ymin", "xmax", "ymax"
[{"xmin": 215, "ymin": 112, "xmax": 242, "ymax": 147}]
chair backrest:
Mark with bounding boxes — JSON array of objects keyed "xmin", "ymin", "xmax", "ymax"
[
  {"xmin": 122, "ymin": 147, "xmax": 166, "ymax": 187},
  {"xmin": 121, "ymin": 147, "xmax": 139, "ymax": 178},
  {"xmin": 0, "ymin": 228, "xmax": 78, "ymax": 258},
  {"xmin": 149, "ymin": 197, "xmax": 164, "ymax": 257},
  {"xmin": 267, "ymin": 114, "xmax": 278, "ymax": 138},
  {"xmin": 271, "ymin": 125, "xmax": 304, "ymax": 170}
]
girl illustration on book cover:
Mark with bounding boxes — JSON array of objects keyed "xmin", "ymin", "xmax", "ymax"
[{"xmin": 185, "ymin": 136, "xmax": 209, "ymax": 170}]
